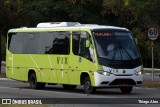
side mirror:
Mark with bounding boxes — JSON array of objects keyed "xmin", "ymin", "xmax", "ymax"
[
  {"xmin": 86, "ymin": 40, "xmax": 90, "ymax": 48},
  {"xmin": 134, "ymin": 37, "xmax": 138, "ymax": 45}
]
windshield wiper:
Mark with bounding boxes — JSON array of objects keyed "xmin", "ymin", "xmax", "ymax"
[
  {"xmin": 112, "ymin": 40, "xmax": 134, "ymax": 61},
  {"xmin": 122, "ymin": 48, "xmax": 133, "ymax": 60}
]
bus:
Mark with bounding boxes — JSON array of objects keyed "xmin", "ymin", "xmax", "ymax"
[{"xmin": 6, "ymin": 22, "xmax": 143, "ymax": 94}]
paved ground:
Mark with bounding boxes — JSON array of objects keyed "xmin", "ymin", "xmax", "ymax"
[
  {"xmin": 0, "ymin": 79, "xmax": 160, "ymax": 98},
  {"xmin": 0, "ymin": 79, "xmax": 160, "ymax": 106}
]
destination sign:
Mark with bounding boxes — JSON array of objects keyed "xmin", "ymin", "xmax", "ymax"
[{"xmin": 95, "ymin": 33, "xmax": 112, "ymax": 37}]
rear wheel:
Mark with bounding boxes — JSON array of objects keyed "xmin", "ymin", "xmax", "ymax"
[
  {"xmin": 63, "ymin": 85, "xmax": 77, "ymax": 90},
  {"xmin": 29, "ymin": 73, "xmax": 45, "ymax": 89},
  {"xmin": 84, "ymin": 77, "xmax": 96, "ymax": 94},
  {"xmin": 120, "ymin": 86, "xmax": 133, "ymax": 94}
]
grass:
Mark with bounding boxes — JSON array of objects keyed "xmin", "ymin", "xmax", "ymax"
[{"xmin": 142, "ymin": 81, "xmax": 160, "ymax": 88}]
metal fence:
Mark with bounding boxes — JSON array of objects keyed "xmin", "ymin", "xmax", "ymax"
[
  {"xmin": 143, "ymin": 68, "xmax": 160, "ymax": 73},
  {"xmin": 143, "ymin": 68, "xmax": 160, "ymax": 81}
]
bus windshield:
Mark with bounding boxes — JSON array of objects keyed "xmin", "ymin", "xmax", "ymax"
[{"xmin": 93, "ymin": 30, "xmax": 142, "ymax": 69}]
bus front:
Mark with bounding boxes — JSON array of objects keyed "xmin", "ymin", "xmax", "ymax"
[{"xmin": 93, "ymin": 29, "xmax": 143, "ymax": 94}]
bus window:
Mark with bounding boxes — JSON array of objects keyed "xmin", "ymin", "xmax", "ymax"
[
  {"xmin": 8, "ymin": 33, "xmax": 24, "ymax": 54},
  {"xmin": 38, "ymin": 31, "xmax": 70, "ymax": 54},
  {"xmin": 23, "ymin": 33, "xmax": 38, "ymax": 54},
  {"xmin": 8, "ymin": 32, "xmax": 70, "ymax": 55},
  {"xmin": 72, "ymin": 31, "xmax": 92, "ymax": 61},
  {"xmin": 43, "ymin": 31, "xmax": 70, "ymax": 54}
]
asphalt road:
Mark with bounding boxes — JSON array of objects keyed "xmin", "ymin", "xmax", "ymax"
[
  {"xmin": 1, "ymin": 79, "xmax": 160, "ymax": 98},
  {"xmin": 0, "ymin": 79, "xmax": 160, "ymax": 106}
]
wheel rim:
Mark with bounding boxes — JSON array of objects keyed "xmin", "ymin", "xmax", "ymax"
[{"xmin": 85, "ymin": 81, "xmax": 91, "ymax": 90}]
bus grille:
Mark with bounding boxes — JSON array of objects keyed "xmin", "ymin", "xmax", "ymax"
[{"xmin": 109, "ymin": 79, "xmax": 136, "ymax": 85}]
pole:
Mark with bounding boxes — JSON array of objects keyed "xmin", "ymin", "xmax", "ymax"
[{"xmin": 152, "ymin": 41, "xmax": 154, "ymax": 81}]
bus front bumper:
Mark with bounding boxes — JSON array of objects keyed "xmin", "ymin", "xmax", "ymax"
[{"xmin": 94, "ymin": 72, "xmax": 143, "ymax": 87}]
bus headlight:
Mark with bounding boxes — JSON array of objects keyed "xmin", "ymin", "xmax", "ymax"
[
  {"xmin": 135, "ymin": 71, "xmax": 142, "ymax": 76},
  {"xmin": 97, "ymin": 71, "xmax": 110, "ymax": 76}
]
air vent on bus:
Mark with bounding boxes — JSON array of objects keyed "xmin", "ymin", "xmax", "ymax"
[{"xmin": 37, "ymin": 22, "xmax": 81, "ymax": 28}]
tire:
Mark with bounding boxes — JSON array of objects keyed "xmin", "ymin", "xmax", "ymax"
[
  {"xmin": 120, "ymin": 86, "xmax": 133, "ymax": 94},
  {"xmin": 84, "ymin": 77, "xmax": 96, "ymax": 94},
  {"xmin": 29, "ymin": 73, "xmax": 45, "ymax": 89},
  {"xmin": 63, "ymin": 85, "xmax": 77, "ymax": 90}
]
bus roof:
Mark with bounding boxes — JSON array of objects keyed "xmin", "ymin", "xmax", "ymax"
[{"xmin": 8, "ymin": 22, "xmax": 129, "ymax": 32}]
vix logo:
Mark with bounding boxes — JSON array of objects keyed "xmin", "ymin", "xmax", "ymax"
[{"xmin": 57, "ymin": 57, "xmax": 68, "ymax": 64}]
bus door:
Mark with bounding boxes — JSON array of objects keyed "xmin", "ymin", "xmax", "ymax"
[{"xmin": 68, "ymin": 31, "xmax": 95, "ymax": 85}]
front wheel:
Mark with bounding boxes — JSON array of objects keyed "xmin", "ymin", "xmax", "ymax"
[
  {"xmin": 29, "ymin": 73, "xmax": 45, "ymax": 89},
  {"xmin": 120, "ymin": 86, "xmax": 133, "ymax": 94},
  {"xmin": 84, "ymin": 77, "xmax": 96, "ymax": 94}
]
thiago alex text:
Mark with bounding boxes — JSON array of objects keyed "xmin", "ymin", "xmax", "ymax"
[{"xmin": 138, "ymin": 99, "xmax": 159, "ymax": 104}]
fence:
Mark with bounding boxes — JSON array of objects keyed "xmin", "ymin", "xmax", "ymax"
[{"xmin": 143, "ymin": 68, "xmax": 160, "ymax": 73}]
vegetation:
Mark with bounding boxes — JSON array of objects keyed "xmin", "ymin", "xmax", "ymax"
[{"xmin": 0, "ymin": 0, "xmax": 160, "ymax": 68}]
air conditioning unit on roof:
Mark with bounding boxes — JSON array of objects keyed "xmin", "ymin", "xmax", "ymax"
[{"xmin": 37, "ymin": 22, "xmax": 81, "ymax": 28}]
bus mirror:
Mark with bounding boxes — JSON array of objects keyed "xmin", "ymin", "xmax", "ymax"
[
  {"xmin": 134, "ymin": 37, "xmax": 138, "ymax": 45},
  {"xmin": 86, "ymin": 40, "xmax": 90, "ymax": 48}
]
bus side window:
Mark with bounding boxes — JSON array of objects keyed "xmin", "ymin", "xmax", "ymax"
[
  {"xmin": 72, "ymin": 31, "xmax": 92, "ymax": 61},
  {"xmin": 72, "ymin": 32, "xmax": 80, "ymax": 55},
  {"xmin": 9, "ymin": 32, "xmax": 24, "ymax": 54},
  {"xmin": 41, "ymin": 31, "xmax": 70, "ymax": 55}
]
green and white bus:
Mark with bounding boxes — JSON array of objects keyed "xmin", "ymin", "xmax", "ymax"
[{"xmin": 6, "ymin": 22, "xmax": 143, "ymax": 94}]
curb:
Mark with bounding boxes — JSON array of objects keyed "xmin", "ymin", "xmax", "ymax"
[
  {"xmin": 1, "ymin": 61, "xmax": 6, "ymax": 64},
  {"xmin": 134, "ymin": 87, "xmax": 160, "ymax": 90},
  {"xmin": 1, "ymin": 61, "xmax": 6, "ymax": 67},
  {"xmin": 0, "ymin": 78, "xmax": 13, "ymax": 81}
]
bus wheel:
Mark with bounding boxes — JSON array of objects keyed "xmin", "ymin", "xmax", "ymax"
[
  {"xmin": 120, "ymin": 86, "xmax": 133, "ymax": 94},
  {"xmin": 29, "ymin": 73, "xmax": 45, "ymax": 89},
  {"xmin": 63, "ymin": 85, "xmax": 77, "ymax": 90},
  {"xmin": 84, "ymin": 77, "xmax": 96, "ymax": 94}
]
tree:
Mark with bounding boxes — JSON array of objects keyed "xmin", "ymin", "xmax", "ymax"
[{"xmin": 0, "ymin": 0, "xmax": 160, "ymax": 68}]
